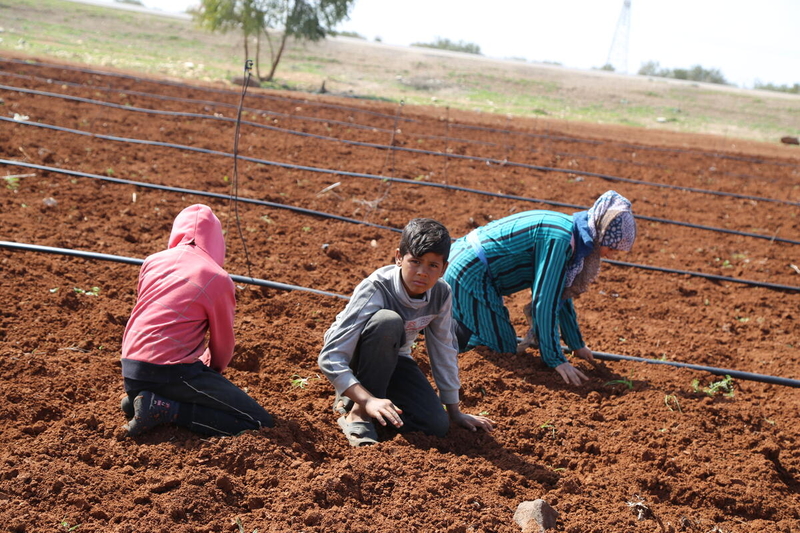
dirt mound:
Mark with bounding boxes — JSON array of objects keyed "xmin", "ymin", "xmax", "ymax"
[{"xmin": 1, "ymin": 54, "xmax": 798, "ymax": 532}]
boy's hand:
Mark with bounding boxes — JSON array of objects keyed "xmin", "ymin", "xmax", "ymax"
[
  {"xmin": 447, "ymin": 404, "xmax": 494, "ymax": 432},
  {"xmin": 555, "ymin": 362, "xmax": 589, "ymax": 386},
  {"xmin": 363, "ymin": 397, "xmax": 403, "ymax": 428}
]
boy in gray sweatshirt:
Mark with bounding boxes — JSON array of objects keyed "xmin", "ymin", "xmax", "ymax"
[{"xmin": 318, "ymin": 218, "xmax": 494, "ymax": 447}]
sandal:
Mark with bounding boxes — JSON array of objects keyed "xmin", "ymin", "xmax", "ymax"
[
  {"xmin": 337, "ymin": 415, "xmax": 378, "ymax": 447},
  {"xmin": 332, "ymin": 393, "xmax": 353, "ymax": 416}
]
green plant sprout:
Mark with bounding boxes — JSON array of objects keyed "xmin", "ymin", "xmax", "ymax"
[
  {"xmin": 73, "ymin": 286, "xmax": 101, "ymax": 296},
  {"xmin": 540, "ymin": 420, "xmax": 557, "ymax": 438},
  {"xmin": 691, "ymin": 375, "xmax": 735, "ymax": 397},
  {"xmin": 605, "ymin": 371, "xmax": 635, "ymax": 390},
  {"xmin": 4, "ymin": 176, "xmax": 20, "ymax": 190},
  {"xmin": 290, "ymin": 374, "xmax": 320, "ymax": 389},
  {"xmin": 479, "ymin": 410, "xmax": 490, "ymax": 416},
  {"xmin": 60, "ymin": 518, "xmax": 80, "ymax": 532}
]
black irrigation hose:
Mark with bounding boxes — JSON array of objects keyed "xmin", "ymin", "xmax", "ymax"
[
  {"xmin": 5, "ymin": 56, "xmax": 796, "ymax": 170},
  {"xmin": 590, "ymin": 351, "xmax": 800, "ymax": 388},
  {"xmin": 5, "ymin": 116, "xmax": 799, "ymax": 247},
  {"xmin": 451, "ymin": 122, "xmax": 800, "ymax": 169},
  {"xmin": 606, "ymin": 260, "xmax": 800, "ymax": 293},
  {"xmin": 2, "ymin": 239, "xmax": 797, "ymax": 387},
  {"xmin": 0, "ymin": 57, "xmax": 412, "ymax": 124},
  {"xmin": 0, "ymin": 240, "xmax": 349, "ymax": 300},
  {"xmin": 3, "ymin": 74, "xmax": 792, "ymax": 193},
  {"xmin": 4, "ymin": 71, "xmax": 794, "ymax": 195},
  {"xmin": 0, "ymin": 158, "xmax": 399, "ymax": 234},
  {"xmin": 5, "ymin": 82, "xmax": 798, "ymax": 208},
  {"xmin": 4, "ymin": 159, "xmax": 800, "ymax": 293}
]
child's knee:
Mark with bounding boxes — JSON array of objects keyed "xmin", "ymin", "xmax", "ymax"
[
  {"xmin": 367, "ymin": 309, "xmax": 404, "ymax": 337},
  {"xmin": 426, "ymin": 409, "xmax": 451, "ymax": 438},
  {"xmin": 361, "ymin": 309, "xmax": 405, "ymax": 350}
]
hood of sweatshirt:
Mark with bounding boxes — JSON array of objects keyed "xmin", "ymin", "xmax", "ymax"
[{"xmin": 167, "ymin": 204, "xmax": 226, "ymax": 267}]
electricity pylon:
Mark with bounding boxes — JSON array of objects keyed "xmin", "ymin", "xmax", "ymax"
[{"xmin": 606, "ymin": 0, "xmax": 631, "ymax": 73}]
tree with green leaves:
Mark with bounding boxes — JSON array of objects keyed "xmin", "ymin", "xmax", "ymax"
[{"xmin": 192, "ymin": 0, "xmax": 355, "ymax": 82}]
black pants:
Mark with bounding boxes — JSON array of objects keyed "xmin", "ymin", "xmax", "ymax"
[
  {"xmin": 123, "ymin": 360, "xmax": 273, "ymax": 437},
  {"xmin": 351, "ymin": 309, "xmax": 450, "ymax": 437}
]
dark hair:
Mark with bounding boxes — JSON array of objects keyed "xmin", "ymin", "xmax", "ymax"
[{"xmin": 398, "ymin": 218, "xmax": 451, "ymax": 261}]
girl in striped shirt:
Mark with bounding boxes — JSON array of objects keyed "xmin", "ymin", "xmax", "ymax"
[{"xmin": 444, "ymin": 191, "xmax": 637, "ymax": 386}]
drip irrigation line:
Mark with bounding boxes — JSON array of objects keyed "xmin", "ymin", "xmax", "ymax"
[
  {"xmin": 4, "ymin": 81, "xmax": 795, "ymax": 207},
  {"xmin": 0, "ymin": 240, "xmax": 349, "ymax": 300},
  {"xmin": 5, "ymin": 116, "xmax": 799, "ymax": 246},
  {"xmin": 590, "ymin": 351, "xmax": 800, "ymax": 388},
  {"xmin": 3, "ymin": 158, "xmax": 799, "ymax": 293},
  {"xmin": 447, "ymin": 122, "xmax": 800, "ymax": 169},
  {"xmin": 0, "ymin": 57, "xmax": 412, "ymax": 124},
  {"xmin": 605, "ymin": 260, "xmax": 800, "ymax": 293},
  {"xmin": 4, "ymin": 56, "xmax": 796, "ymax": 170},
  {"xmin": 0, "ymin": 158, "xmax": 399, "ymax": 233},
  {"xmin": 1, "ymin": 238, "xmax": 796, "ymax": 387},
  {"xmin": 2, "ymin": 76, "xmax": 791, "ymax": 190},
  {"xmin": 0, "ymin": 71, "xmax": 387, "ymax": 137}
]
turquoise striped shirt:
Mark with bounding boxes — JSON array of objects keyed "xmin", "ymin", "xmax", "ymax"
[{"xmin": 444, "ymin": 210, "xmax": 585, "ymax": 367}]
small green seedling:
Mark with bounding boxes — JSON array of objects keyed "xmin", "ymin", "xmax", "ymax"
[
  {"xmin": 290, "ymin": 374, "xmax": 320, "ymax": 389},
  {"xmin": 4, "ymin": 176, "xmax": 20, "ymax": 190},
  {"xmin": 605, "ymin": 371, "xmax": 635, "ymax": 390},
  {"xmin": 479, "ymin": 410, "xmax": 490, "ymax": 416},
  {"xmin": 60, "ymin": 518, "xmax": 80, "ymax": 532},
  {"xmin": 691, "ymin": 375, "xmax": 735, "ymax": 397},
  {"xmin": 73, "ymin": 286, "xmax": 101, "ymax": 296},
  {"xmin": 540, "ymin": 420, "xmax": 557, "ymax": 438}
]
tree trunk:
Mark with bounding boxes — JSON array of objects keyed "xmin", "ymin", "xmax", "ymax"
[
  {"xmin": 254, "ymin": 32, "xmax": 263, "ymax": 80},
  {"xmin": 264, "ymin": 30, "xmax": 289, "ymax": 82}
]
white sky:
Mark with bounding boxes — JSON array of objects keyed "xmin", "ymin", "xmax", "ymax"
[{"xmin": 92, "ymin": 0, "xmax": 800, "ymax": 88}]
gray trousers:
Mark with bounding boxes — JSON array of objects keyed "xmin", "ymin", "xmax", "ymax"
[{"xmin": 352, "ymin": 309, "xmax": 450, "ymax": 437}]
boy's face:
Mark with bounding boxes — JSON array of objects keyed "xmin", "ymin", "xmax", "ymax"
[{"xmin": 395, "ymin": 250, "xmax": 448, "ymax": 297}]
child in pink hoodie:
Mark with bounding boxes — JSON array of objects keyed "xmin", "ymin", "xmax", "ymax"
[{"xmin": 120, "ymin": 204, "xmax": 273, "ymax": 437}]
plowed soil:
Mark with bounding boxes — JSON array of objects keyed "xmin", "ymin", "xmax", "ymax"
[{"xmin": 1, "ymin": 54, "xmax": 799, "ymax": 533}]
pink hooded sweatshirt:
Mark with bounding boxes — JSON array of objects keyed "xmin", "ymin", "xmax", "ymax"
[{"xmin": 121, "ymin": 204, "xmax": 236, "ymax": 373}]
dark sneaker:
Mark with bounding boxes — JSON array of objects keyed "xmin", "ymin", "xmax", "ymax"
[
  {"xmin": 121, "ymin": 395, "xmax": 134, "ymax": 420},
  {"xmin": 125, "ymin": 391, "xmax": 179, "ymax": 437}
]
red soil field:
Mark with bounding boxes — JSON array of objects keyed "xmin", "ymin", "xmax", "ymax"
[{"xmin": 1, "ymin": 54, "xmax": 799, "ymax": 533}]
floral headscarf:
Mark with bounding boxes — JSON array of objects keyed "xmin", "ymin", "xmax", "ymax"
[{"xmin": 563, "ymin": 191, "xmax": 636, "ymax": 298}]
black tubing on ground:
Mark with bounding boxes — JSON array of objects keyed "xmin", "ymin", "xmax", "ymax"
[
  {"xmin": 590, "ymin": 351, "xmax": 800, "ymax": 388},
  {"xmin": 0, "ymin": 241, "xmax": 349, "ymax": 300},
  {"xmin": 2, "ymin": 239, "xmax": 797, "ymax": 387},
  {"xmin": 2, "ymin": 118, "xmax": 798, "ymax": 246},
  {"xmin": 2, "ymin": 81, "xmax": 797, "ymax": 207},
  {"xmin": 3, "ymin": 56, "xmax": 796, "ymax": 169},
  {"xmin": 3, "ymin": 159, "xmax": 799, "ymax": 293}
]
